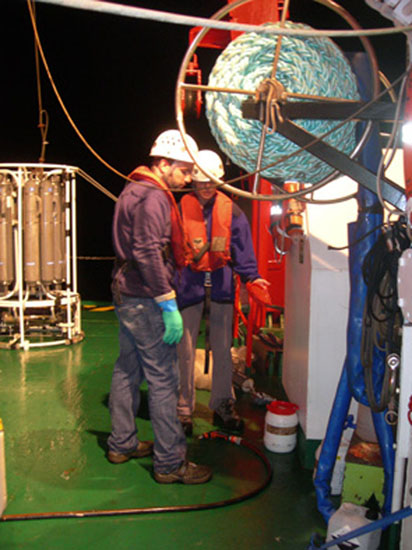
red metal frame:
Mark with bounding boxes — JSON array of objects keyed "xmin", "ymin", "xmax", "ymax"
[
  {"xmin": 186, "ymin": 1, "xmax": 288, "ymax": 369},
  {"xmin": 251, "ymin": 177, "xmax": 285, "ymax": 310}
]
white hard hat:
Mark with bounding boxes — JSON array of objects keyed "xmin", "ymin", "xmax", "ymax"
[
  {"xmin": 192, "ymin": 150, "xmax": 225, "ymax": 182},
  {"xmin": 150, "ymin": 129, "xmax": 198, "ymax": 163}
]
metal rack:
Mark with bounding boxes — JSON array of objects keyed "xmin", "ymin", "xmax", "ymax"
[{"xmin": 0, "ymin": 163, "xmax": 83, "ymax": 349}]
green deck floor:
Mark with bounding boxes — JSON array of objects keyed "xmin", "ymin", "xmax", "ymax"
[{"xmin": 0, "ymin": 306, "xmax": 327, "ymax": 550}]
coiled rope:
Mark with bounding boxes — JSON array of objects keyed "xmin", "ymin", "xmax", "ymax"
[{"xmin": 205, "ymin": 21, "xmax": 360, "ymax": 184}]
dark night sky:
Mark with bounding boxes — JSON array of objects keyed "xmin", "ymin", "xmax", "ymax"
[{"xmin": 2, "ymin": 0, "xmax": 407, "ymax": 300}]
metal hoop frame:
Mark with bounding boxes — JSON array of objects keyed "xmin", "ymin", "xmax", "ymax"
[{"xmin": 175, "ymin": 0, "xmax": 380, "ymax": 202}]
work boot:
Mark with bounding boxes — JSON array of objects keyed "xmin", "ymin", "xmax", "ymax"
[
  {"xmin": 178, "ymin": 415, "xmax": 193, "ymax": 437},
  {"xmin": 107, "ymin": 440, "xmax": 154, "ymax": 464},
  {"xmin": 213, "ymin": 399, "xmax": 245, "ymax": 433},
  {"xmin": 154, "ymin": 461, "xmax": 212, "ymax": 484}
]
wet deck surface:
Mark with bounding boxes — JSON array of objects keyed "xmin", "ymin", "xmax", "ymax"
[{"xmin": 0, "ymin": 307, "xmax": 326, "ymax": 549}]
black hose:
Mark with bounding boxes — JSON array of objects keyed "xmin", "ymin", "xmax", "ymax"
[
  {"xmin": 0, "ymin": 431, "xmax": 273, "ymax": 522},
  {"xmin": 360, "ymin": 217, "xmax": 409, "ymax": 412}
]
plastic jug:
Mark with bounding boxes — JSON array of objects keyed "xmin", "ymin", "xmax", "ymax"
[{"xmin": 264, "ymin": 400, "xmax": 299, "ymax": 453}]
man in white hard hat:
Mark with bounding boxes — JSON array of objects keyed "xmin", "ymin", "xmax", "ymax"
[
  {"xmin": 108, "ymin": 130, "xmax": 212, "ymax": 484},
  {"xmin": 176, "ymin": 150, "xmax": 269, "ymax": 436}
]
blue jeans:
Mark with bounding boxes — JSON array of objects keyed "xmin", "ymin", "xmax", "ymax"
[{"xmin": 107, "ymin": 295, "xmax": 186, "ymax": 473}]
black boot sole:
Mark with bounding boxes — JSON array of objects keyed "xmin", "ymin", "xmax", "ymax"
[{"xmin": 212, "ymin": 413, "xmax": 245, "ymax": 434}]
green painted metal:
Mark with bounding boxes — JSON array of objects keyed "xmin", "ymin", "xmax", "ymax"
[
  {"xmin": 342, "ymin": 462, "xmax": 385, "ymax": 509},
  {"xmin": 0, "ymin": 306, "xmax": 326, "ymax": 549}
]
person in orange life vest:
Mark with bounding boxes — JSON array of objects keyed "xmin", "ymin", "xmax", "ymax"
[
  {"xmin": 108, "ymin": 130, "xmax": 212, "ymax": 484},
  {"xmin": 175, "ymin": 150, "xmax": 270, "ymax": 436}
]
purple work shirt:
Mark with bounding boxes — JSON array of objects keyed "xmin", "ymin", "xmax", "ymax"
[{"xmin": 112, "ymin": 177, "xmax": 176, "ymax": 299}]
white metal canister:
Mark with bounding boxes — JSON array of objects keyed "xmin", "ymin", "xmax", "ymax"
[{"xmin": 264, "ymin": 400, "xmax": 299, "ymax": 453}]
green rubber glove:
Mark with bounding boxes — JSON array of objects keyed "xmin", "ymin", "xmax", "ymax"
[
  {"xmin": 157, "ymin": 298, "xmax": 183, "ymax": 345},
  {"xmin": 161, "ymin": 310, "xmax": 183, "ymax": 345}
]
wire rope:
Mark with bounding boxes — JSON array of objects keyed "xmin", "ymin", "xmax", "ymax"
[
  {"xmin": 27, "ymin": 0, "xmax": 407, "ymax": 207},
  {"xmin": 25, "ymin": 0, "xmax": 159, "ymax": 197},
  {"xmin": 33, "ymin": 0, "xmax": 412, "ymax": 39},
  {"xmin": 76, "ymin": 168, "xmax": 118, "ymax": 202},
  {"xmin": 26, "ymin": 0, "xmax": 128, "ymax": 182},
  {"xmin": 30, "ymin": 0, "xmax": 49, "ymax": 163},
  {"xmin": 25, "ymin": 0, "xmax": 209, "ymax": 198},
  {"xmin": 374, "ymin": 70, "xmax": 409, "ymax": 216}
]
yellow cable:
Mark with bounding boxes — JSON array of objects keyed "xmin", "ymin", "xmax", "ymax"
[
  {"xmin": 26, "ymin": 0, "xmax": 129, "ymax": 182},
  {"xmin": 31, "ymin": 0, "xmax": 49, "ymax": 162}
]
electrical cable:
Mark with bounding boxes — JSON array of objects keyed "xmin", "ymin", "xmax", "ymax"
[
  {"xmin": 26, "ymin": 0, "xmax": 161, "ymax": 197},
  {"xmin": 328, "ymin": 222, "xmax": 385, "ymax": 251},
  {"xmin": 360, "ymin": 217, "xmax": 409, "ymax": 412},
  {"xmin": 31, "ymin": 0, "xmax": 49, "ymax": 163},
  {"xmin": 26, "ymin": 0, "xmax": 127, "ymax": 182},
  {"xmin": 0, "ymin": 431, "xmax": 273, "ymax": 523}
]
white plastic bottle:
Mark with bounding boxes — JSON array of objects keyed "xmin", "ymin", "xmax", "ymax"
[
  {"xmin": 326, "ymin": 502, "xmax": 381, "ymax": 550},
  {"xmin": 264, "ymin": 400, "xmax": 299, "ymax": 453}
]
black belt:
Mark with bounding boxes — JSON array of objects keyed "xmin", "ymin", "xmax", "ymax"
[{"xmin": 203, "ymin": 272, "xmax": 212, "ymax": 375}]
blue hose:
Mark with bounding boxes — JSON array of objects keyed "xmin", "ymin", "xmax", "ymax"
[
  {"xmin": 347, "ymin": 53, "xmax": 395, "ymax": 518},
  {"xmin": 372, "ymin": 410, "xmax": 395, "ymax": 517},
  {"xmin": 314, "ymin": 52, "xmax": 395, "ymax": 521},
  {"xmin": 313, "ymin": 366, "xmax": 352, "ymax": 522}
]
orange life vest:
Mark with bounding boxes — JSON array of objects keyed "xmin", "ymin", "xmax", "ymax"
[
  {"xmin": 128, "ymin": 166, "xmax": 190, "ymax": 268},
  {"xmin": 180, "ymin": 191, "xmax": 232, "ymax": 272}
]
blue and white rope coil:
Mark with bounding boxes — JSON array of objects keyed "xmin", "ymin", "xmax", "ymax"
[{"xmin": 205, "ymin": 21, "xmax": 360, "ymax": 184}]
